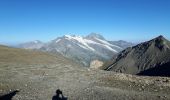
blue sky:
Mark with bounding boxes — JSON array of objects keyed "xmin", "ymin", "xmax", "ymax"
[{"xmin": 0, "ymin": 0, "xmax": 170, "ymax": 45}]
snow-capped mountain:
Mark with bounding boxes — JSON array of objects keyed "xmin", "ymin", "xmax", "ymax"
[
  {"xmin": 18, "ymin": 40, "xmax": 44, "ymax": 49},
  {"xmin": 40, "ymin": 33, "xmax": 133, "ymax": 66},
  {"xmin": 19, "ymin": 33, "xmax": 134, "ymax": 67}
]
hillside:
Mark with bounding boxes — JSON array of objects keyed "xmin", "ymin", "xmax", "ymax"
[
  {"xmin": 0, "ymin": 45, "xmax": 80, "ymax": 66},
  {"xmin": 103, "ymin": 35, "xmax": 170, "ymax": 76}
]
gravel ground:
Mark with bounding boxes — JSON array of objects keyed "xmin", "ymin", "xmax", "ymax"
[{"xmin": 0, "ymin": 62, "xmax": 170, "ymax": 100}]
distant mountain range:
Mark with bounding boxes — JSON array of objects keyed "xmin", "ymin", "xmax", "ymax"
[
  {"xmin": 103, "ymin": 35, "xmax": 170, "ymax": 77},
  {"xmin": 18, "ymin": 33, "xmax": 134, "ymax": 67},
  {"xmin": 18, "ymin": 40, "xmax": 44, "ymax": 49}
]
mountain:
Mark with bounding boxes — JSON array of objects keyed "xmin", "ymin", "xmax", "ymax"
[
  {"xmin": 85, "ymin": 33, "xmax": 106, "ymax": 40},
  {"xmin": 40, "ymin": 33, "xmax": 134, "ymax": 66},
  {"xmin": 18, "ymin": 33, "xmax": 134, "ymax": 67},
  {"xmin": 109, "ymin": 40, "xmax": 135, "ymax": 49},
  {"xmin": 18, "ymin": 40, "xmax": 44, "ymax": 49},
  {"xmin": 103, "ymin": 35, "xmax": 170, "ymax": 76}
]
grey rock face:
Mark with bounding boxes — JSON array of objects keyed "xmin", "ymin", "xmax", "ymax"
[{"xmin": 104, "ymin": 35, "xmax": 170, "ymax": 76}]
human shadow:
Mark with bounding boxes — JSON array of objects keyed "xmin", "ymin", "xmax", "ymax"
[
  {"xmin": 52, "ymin": 89, "xmax": 67, "ymax": 100},
  {"xmin": 0, "ymin": 90, "xmax": 19, "ymax": 100}
]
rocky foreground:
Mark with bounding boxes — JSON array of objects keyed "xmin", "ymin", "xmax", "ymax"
[
  {"xmin": 0, "ymin": 45, "xmax": 170, "ymax": 100},
  {"xmin": 0, "ymin": 62, "xmax": 170, "ymax": 100}
]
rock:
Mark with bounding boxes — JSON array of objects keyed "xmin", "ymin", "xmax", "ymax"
[
  {"xmin": 154, "ymin": 89, "xmax": 158, "ymax": 92},
  {"xmin": 159, "ymin": 87, "xmax": 163, "ymax": 90},
  {"xmin": 163, "ymin": 79, "xmax": 169, "ymax": 83},
  {"xmin": 138, "ymin": 88, "xmax": 143, "ymax": 91},
  {"xmin": 141, "ymin": 86, "xmax": 145, "ymax": 89},
  {"xmin": 164, "ymin": 96, "xmax": 167, "ymax": 98},
  {"xmin": 90, "ymin": 60, "xmax": 104, "ymax": 69},
  {"xmin": 157, "ymin": 95, "xmax": 161, "ymax": 99}
]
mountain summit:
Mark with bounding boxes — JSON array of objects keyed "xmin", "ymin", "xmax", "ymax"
[
  {"xmin": 85, "ymin": 33, "xmax": 105, "ymax": 40},
  {"xmin": 103, "ymin": 35, "xmax": 170, "ymax": 76}
]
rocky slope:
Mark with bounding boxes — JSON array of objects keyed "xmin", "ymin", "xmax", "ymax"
[
  {"xmin": 0, "ymin": 45, "xmax": 170, "ymax": 100},
  {"xmin": 103, "ymin": 35, "xmax": 170, "ymax": 76}
]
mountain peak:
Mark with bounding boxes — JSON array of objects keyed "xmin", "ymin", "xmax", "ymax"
[
  {"xmin": 154, "ymin": 35, "xmax": 166, "ymax": 41},
  {"xmin": 33, "ymin": 40, "xmax": 42, "ymax": 43},
  {"xmin": 63, "ymin": 34, "xmax": 82, "ymax": 39},
  {"xmin": 86, "ymin": 33, "xmax": 105, "ymax": 40},
  {"xmin": 157, "ymin": 35, "xmax": 164, "ymax": 38},
  {"xmin": 103, "ymin": 35, "xmax": 170, "ymax": 76},
  {"xmin": 149, "ymin": 35, "xmax": 170, "ymax": 50}
]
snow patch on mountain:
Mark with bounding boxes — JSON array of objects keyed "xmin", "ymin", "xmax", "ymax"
[
  {"xmin": 56, "ymin": 39, "xmax": 61, "ymax": 43},
  {"xmin": 95, "ymin": 38, "xmax": 123, "ymax": 49},
  {"xmin": 63, "ymin": 35, "xmax": 120, "ymax": 52},
  {"xmin": 64, "ymin": 35, "xmax": 95, "ymax": 51},
  {"xmin": 103, "ymin": 45, "xmax": 118, "ymax": 53},
  {"xmin": 33, "ymin": 40, "xmax": 39, "ymax": 44}
]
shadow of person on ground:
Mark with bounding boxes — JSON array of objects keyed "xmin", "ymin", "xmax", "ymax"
[
  {"xmin": 0, "ymin": 90, "xmax": 19, "ymax": 100},
  {"xmin": 52, "ymin": 89, "xmax": 67, "ymax": 100}
]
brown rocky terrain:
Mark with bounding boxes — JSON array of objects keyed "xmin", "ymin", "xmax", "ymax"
[{"xmin": 0, "ymin": 45, "xmax": 170, "ymax": 100}]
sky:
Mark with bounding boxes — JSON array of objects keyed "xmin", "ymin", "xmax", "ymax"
[{"xmin": 0, "ymin": 0, "xmax": 170, "ymax": 45}]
